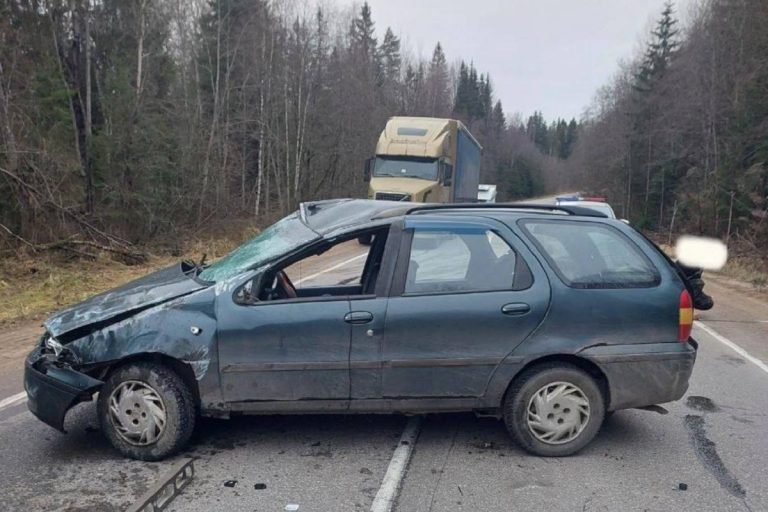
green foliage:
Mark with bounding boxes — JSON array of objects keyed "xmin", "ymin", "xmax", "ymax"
[{"xmin": 0, "ymin": 0, "xmax": 561, "ymax": 251}]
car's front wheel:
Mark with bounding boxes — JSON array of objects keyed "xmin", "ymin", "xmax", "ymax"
[
  {"xmin": 503, "ymin": 363, "xmax": 605, "ymax": 457},
  {"xmin": 97, "ymin": 362, "xmax": 195, "ymax": 461}
]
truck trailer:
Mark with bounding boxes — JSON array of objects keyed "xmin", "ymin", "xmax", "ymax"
[{"xmin": 364, "ymin": 117, "xmax": 482, "ymax": 204}]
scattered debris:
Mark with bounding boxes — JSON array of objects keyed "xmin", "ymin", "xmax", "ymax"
[
  {"xmin": 678, "ymin": 483, "xmax": 688, "ymax": 491},
  {"xmin": 254, "ymin": 483, "xmax": 267, "ymax": 490},
  {"xmin": 126, "ymin": 458, "xmax": 194, "ymax": 512},
  {"xmin": 224, "ymin": 480, "xmax": 238, "ymax": 488},
  {"xmin": 470, "ymin": 441, "xmax": 498, "ymax": 450},
  {"xmin": 360, "ymin": 467, "xmax": 373, "ymax": 476},
  {"xmin": 635, "ymin": 405, "xmax": 669, "ymax": 415},
  {"xmin": 686, "ymin": 396, "xmax": 720, "ymax": 413},
  {"xmin": 285, "ymin": 504, "xmax": 300, "ymax": 511},
  {"xmin": 457, "ymin": 486, "xmax": 464, "ymax": 496}
]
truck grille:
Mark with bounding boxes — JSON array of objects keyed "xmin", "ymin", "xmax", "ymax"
[{"xmin": 375, "ymin": 192, "xmax": 410, "ymax": 201}]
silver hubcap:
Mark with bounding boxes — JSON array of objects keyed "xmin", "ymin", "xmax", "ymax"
[
  {"xmin": 526, "ymin": 381, "xmax": 590, "ymax": 445},
  {"xmin": 108, "ymin": 380, "xmax": 167, "ymax": 446}
]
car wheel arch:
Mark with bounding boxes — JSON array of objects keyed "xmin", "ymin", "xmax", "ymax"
[
  {"xmin": 97, "ymin": 353, "xmax": 201, "ymax": 413},
  {"xmin": 502, "ymin": 354, "xmax": 610, "ymax": 410}
]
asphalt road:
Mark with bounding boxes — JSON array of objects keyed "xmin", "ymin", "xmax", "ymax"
[{"xmin": 0, "ymin": 245, "xmax": 767, "ymax": 511}]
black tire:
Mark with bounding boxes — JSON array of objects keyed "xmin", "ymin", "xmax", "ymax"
[
  {"xmin": 503, "ymin": 363, "xmax": 605, "ymax": 457},
  {"xmin": 98, "ymin": 362, "xmax": 196, "ymax": 461}
]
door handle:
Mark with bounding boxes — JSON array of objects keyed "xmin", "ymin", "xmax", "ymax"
[
  {"xmin": 501, "ymin": 303, "xmax": 531, "ymax": 316},
  {"xmin": 344, "ymin": 311, "xmax": 374, "ymax": 324}
]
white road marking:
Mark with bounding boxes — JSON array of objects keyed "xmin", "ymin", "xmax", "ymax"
[
  {"xmin": 695, "ymin": 320, "xmax": 768, "ymax": 375},
  {"xmin": 370, "ymin": 416, "xmax": 423, "ymax": 512},
  {"xmin": 295, "ymin": 253, "xmax": 367, "ymax": 286},
  {"xmin": 0, "ymin": 391, "xmax": 27, "ymax": 412}
]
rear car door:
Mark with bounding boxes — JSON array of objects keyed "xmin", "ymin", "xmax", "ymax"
[{"xmin": 379, "ymin": 216, "xmax": 550, "ymax": 398}]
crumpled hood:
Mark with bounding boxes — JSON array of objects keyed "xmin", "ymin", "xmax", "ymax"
[{"xmin": 44, "ymin": 263, "xmax": 209, "ymax": 339}]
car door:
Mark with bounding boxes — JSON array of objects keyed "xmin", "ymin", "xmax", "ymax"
[
  {"xmin": 378, "ymin": 216, "xmax": 550, "ymax": 399},
  {"xmin": 216, "ymin": 282, "xmax": 352, "ymax": 403}
]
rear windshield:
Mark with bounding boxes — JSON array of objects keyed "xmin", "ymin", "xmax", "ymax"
[{"xmin": 521, "ymin": 220, "xmax": 659, "ymax": 288}]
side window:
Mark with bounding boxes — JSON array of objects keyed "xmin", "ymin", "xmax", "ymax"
[
  {"xmin": 522, "ymin": 220, "xmax": 659, "ymax": 288},
  {"xmin": 404, "ymin": 228, "xmax": 522, "ymax": 294},
  {"xmin": 283, "ymin": 238, "xmax": 369, "ymax": 289}
]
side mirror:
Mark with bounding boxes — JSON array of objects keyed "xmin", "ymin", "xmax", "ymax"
[
  {"xmin": 442, "ymin": 163, "xmax": 453, "ymax": 187},
  {"xmin": 363, "ymin": 158, "xmax": 373, "ymax": 182},
  {"xmin": 675, "ymin": 236, "xmax": 728, "ymax": 271}
]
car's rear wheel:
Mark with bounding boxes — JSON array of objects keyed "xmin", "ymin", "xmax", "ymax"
[
  {"xmin": 503, "ymin": 363, "xmax": 604, "ymax": 457},
  {"xmin": 98, "ymin": 362, "xmax": 195, "ymax": 461}
]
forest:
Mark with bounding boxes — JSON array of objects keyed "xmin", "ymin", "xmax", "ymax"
[
  {"xmin": 568, "ymin": 0, "xmax": 768, "ymax": 252},
  {"xmin": 0, "ymin": 0, "xmax": 766, "ymax": 260},
  {"xmin": 0, "ymin": 0, "xmax": 565, "ymax": 258}
]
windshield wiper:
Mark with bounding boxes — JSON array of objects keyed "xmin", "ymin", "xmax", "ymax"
[{"xmin": 192, "ymin": 253, "xmax": 207, "ymax": 276}]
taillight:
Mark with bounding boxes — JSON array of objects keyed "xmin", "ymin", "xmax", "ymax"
[{"xmin": 679, "ymin": 289, "xmax": 693, "ymax": 342}]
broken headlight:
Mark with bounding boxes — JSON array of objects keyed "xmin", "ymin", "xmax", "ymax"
[{"xmin": 44, "ymin": 334, "xmax": 65, "ymax": 357}]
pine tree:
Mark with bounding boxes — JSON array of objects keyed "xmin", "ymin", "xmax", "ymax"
[
  {"xmin": 425, "ymin": 42, "xmax": 450, "ymax": 116},
  {"xmin": 349, "ymin": 2, "xmax": 380, "ymax": 82},
  {"xmin": 490, "ymin": 100, "xmax": 506, "ymax": 136},
  {"xmin": 379, "ymin": 28, "xmax": 401, "ymax": 83},
  {"xmin": 635, "ymin": 1, "xmax": 678, "ymax": 92}
]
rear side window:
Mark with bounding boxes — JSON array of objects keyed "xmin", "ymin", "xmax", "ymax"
[
  {"xmin": 405, "ymin": 228, "xmax": 529, "ymax": 294},
  {"xmin": 521, "ymin": 220, "xmax": 659, "ymax": 288}
]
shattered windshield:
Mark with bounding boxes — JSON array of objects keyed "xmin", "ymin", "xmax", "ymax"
[{"xmin": 199, "ymin": 213, "xmax": 319, "ymax": 283}]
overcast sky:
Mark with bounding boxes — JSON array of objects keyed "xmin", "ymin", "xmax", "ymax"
[{"xmin": 336, "ymin": 0, "xmax": 693, "ymax": 122}]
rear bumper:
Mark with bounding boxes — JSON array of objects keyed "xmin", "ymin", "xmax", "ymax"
[
  {"xmin": 24, "ymin": 349, "xmax": 103, "ymax": 432},
  {"xmin": 580, "ymin": 340, "xmax": 697, "ymax": 411}
]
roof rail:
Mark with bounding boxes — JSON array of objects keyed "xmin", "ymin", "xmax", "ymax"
[{"xmin": 405, "ymin": 203, "xmax": 608, "ymax": 218}]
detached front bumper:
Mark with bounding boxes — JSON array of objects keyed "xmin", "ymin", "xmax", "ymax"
[
  {"xmin": 580, "ymin": 339, "xmax": 698, "ymax": 411},
  {"xmin": 24, "ymin": 347, "xmax": 103, "ymax": 432}
]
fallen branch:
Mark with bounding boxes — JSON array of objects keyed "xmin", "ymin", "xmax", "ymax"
[{"xmin": 0, "ymin": 222, "xmax": 147, "ymax": 263}]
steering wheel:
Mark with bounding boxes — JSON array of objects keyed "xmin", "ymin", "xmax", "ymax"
[{"xmin": 273, "ymin": 270, "xmax": 298, "ymax": 299}]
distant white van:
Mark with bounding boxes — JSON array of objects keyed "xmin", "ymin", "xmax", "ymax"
[{"xmin": 478, "ymin": 184, "xmax": 497, "ymax": 203}]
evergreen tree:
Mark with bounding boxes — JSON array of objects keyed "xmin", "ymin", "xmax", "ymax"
[
  {"xmin": 349, "ymin": 2, "xmax": 380, "ymax": 82},
  {"xmin": 635, "ymin": 1, "xmax": 678, "ymax": 92},
  {"xmin": 425, "ymin": 42, "xmax": 450, "ymax": 116},
  {"xmin": 490, "ymin": 100, "xmax": 506, "ymax": 136},
  {"xmin": 379, "ymin": 27, "xmax": 401, "ymax": 83}
]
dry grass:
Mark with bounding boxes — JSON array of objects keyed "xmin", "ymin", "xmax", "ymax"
[
  {"xmin": 716, "ymin": 257, "xmax": 768, "ymax": 291},
  {"xmin": 0, "ymin": 221, "xmax": 261, "ymax": 327}
]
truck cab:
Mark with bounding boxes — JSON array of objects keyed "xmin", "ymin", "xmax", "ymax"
[{"xmin": 365, "ymin": 117, "xmax": 482, "ymax": 204}]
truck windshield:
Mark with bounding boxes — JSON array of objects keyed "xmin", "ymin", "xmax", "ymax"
[{"xmin": 373, "ymin": 156, "xmax": 438, "ymax": 180}]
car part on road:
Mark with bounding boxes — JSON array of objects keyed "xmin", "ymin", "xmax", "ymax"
[
  {"xmin": 503, "ymin": 363, "xmax": 605, "ymax": 457},
  {"xmin": 125, "ymin": 458, "xmax": 194, "ymax": 512},
  {"xmin": 98, "ymin": 362, "xmax": 195, "ymax": 461}
]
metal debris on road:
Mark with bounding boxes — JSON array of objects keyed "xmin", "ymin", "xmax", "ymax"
[{"xmin": 126, "ymin": 458, "xmax": 194, "ymax": 512}]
